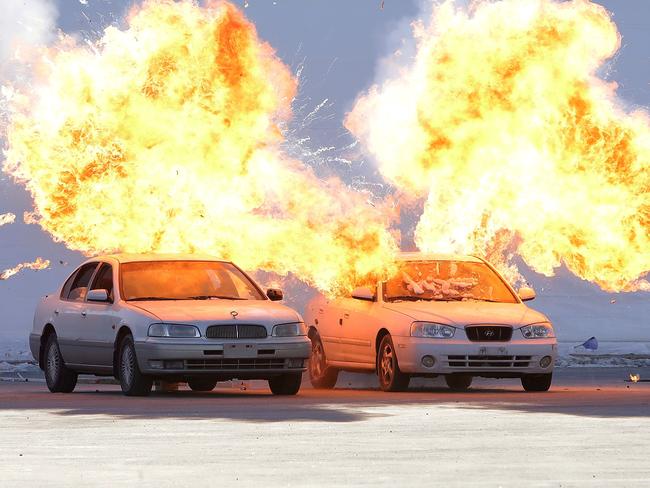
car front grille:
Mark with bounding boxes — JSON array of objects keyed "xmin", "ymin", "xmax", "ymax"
[
  {"xmin": 446, "ymin": 355, "xmax": 532, "ymax": 368},
  {"xmin": 185, "ymin": 358, "xmax": 286, "ymax": 370},
  {"xmin": 465, "ymin": 325, "xmax": 513, "ymax": 342},
  {"xmin": 205, "ymin": 324, "xmax": 268, "ymax": 339}
]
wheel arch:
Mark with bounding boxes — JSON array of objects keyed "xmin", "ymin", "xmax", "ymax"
[
  {"xmin": 307, "ymin": 325, "xmax": 319, "ymax": 341},
  {"xmin": 374, "ymin": 328, "xmax": 391, "ymax": 371},
  {"xmin": 38, "ymin": 323, "xmax": 57, "ymax": 370},
  {"xmin": 113, "ymin": 325, "xmax": 133, "ymax": 378}
]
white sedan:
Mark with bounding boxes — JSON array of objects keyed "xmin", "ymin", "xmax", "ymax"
[
  {"xmin": 29, "ymin": 254, "xmax": 310, "ymax": 396},
  {"xmin": 305, "ymin": 253, "xmax": 557, "ymax": 392}
]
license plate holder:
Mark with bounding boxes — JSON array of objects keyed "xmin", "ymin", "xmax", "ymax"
[
  {"xmin": 224, "ymin": 343, "xmax": 257, "ymax": 358},
  {"xmin": 477, "ymin": 346, "xmax": 508, "ymax": 356}
]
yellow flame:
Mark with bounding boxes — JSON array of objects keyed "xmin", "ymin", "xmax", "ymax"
[
  {"xmin": 3, "ymin": 0, "xmax": 397, "ymax": 295},
  {"xmin": 0, "ymin": 257, "xmax": 50, "ymax": 281},
  {"xmin": 629, "ymin": 373, "xmax": 640, "ymax": 383},
  {"xmin": 346, "ymin": 0, "xmax": 650, "ymax": 291}
]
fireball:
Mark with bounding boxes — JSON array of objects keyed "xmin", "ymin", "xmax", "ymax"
[
  {"xmin": 347, "ymin": 0, "xmax": 650, "ymax": 291},
  {"xmin": 3, "ymin": 0, "xmax": 397, "ymax": 294}
]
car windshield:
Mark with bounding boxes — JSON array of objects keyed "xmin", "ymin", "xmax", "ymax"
[
  {"xmin": 121, "ymin": 261, "xmax": 265, "ymax": 301},
  {"xmin": 383, "ymin": 260, "xmax": 518, "ymax": 303}
]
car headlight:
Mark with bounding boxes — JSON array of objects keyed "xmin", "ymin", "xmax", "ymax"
[
  {"xmin": 410, "ymin": 322, "xmax": 456, "ymax": 339},
  {"xmin": 272, "ymin": 322, "xmax": 307, "ymax": 337},
  {"xmin": 148, "ymin": 323, "xmax": 201, "ymax": 338},
  {"xmin": 520, "ymin": 322, "xmax": 555, "ymax": 339}
]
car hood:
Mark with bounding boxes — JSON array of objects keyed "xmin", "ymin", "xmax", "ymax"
[
  {"xmin": 129, "ymin": 299, "xmax": 301, "ymax": 327},
  {"xmin": 382, "ymin": 301, "xmax": 548, "ymax": 327}
]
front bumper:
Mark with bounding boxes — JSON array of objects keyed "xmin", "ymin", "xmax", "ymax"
[
  {"xmin": 393, "ymin": 336, "xmax": 557, "ymax": 376},
  {"xmin": 135, "ymin": 336, "xmax": 311, "ymax": 378}
]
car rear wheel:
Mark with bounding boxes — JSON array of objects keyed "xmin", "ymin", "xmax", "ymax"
[
  {"xmin": 118, "ymin": 335, "xmax": 152, "ymax": 397},
  {"xmin": 268, "ymin": 373, "xmax": 302, "ymax": 395},
  {"xmin": 445, "ymin": 374, "xmax": 473, "ymax": 391},
  {"xmin": 377, "ymin": 335, "xmax": 410, "ymax": 392},
  {"xmin": 188, "ymin": 378, "xmax": 217, "ymax": 392},
  {"xmin": 44, "ymin": 334, "xmax": 77, "ymax": 393},
  {"xmin": 521, "ymin": 373, "xmax": 553, "ymax": 392},
  {"xmin": 309, "ymin": 333, "xmax": 338, "ymax": 389}
]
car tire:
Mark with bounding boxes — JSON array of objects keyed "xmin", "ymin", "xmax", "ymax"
[
  {"xmin": 118, "ymin": 335, "xmax": 153, "ymax": 397},
  {"xmin": 188, "ymin": 378, "xmax": 217, "ymax": 392},
  {"xmin": 445, "ymin": 374, "xmax": 473, "ymax": 391},
  {"xmin": 377, "ymin": 335, "xmax": 410, "ymax": 392},
  {"xmin": 521, "ymin": 373, "xmax": 553, "ymax": 392},
  {"xmin": 44, "ymin": 334, "xmax": 78, "ymax": 393},
  {"xmin": 268, "ymin": 373, "xmax": 302, "ymax": 395},
  {"xmin": 308, "ymin": 333, "xmax": 338, "ymax": 389}
]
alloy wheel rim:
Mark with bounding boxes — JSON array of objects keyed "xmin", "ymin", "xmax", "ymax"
[
  {"xmin": 121, "ymin": 345, "xmax": 134, "ymax": 387},
  {"xmin": 380, "ymin": 343, "xmax": 394, "ymax": 384},
  {"xmin": 46, "ymin": 343, "xmax": 60, "ymax": 383}
]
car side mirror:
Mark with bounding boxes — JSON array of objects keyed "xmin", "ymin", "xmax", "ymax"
[
  {"xmin": 518, "ymin": 286, "xmax": 536, "ymax": 302},
  {"xmin": 87, "ymin": 289, "xmax": 110, "ymax": 302},
  {"xmin": 351, "ymin": 286, "xmax": 375, "ymax": 301},
  {"xmin": 267, "ymin": 288, "xmax": 283, "ymax": 301}
]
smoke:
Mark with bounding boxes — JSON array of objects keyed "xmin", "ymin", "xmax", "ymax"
[{"xmin": 0, "ymin": 0, "xmax": 58, "ymax": 78}]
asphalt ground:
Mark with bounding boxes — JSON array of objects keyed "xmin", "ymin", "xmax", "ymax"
[{"xmin": 1, "ymin": 368, "xmax": 649, "ymax": 487}]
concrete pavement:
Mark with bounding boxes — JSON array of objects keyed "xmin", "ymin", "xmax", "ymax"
[{"xmin": 1, "ymin": 368, "xmax": 649, "ymax": 487}]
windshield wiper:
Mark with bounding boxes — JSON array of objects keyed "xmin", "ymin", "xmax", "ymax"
[
  {"xmin": 386, "ymin": 296, "xmax": 433, "ymax": 302},
  {"xmin": 462, "ymin": 297, "xmax": 501, "ymax": 303},
  {"xmin": 127, "ymin": 296, "xmax": 180, "ymax": 301},
  {"xmin": 185, "ymin": 295, "xmax": 247, "ymax": 300}
]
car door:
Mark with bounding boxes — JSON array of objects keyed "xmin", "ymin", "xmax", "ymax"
[
  {"xmin": 315, "ymin": 296, "xmax": 346, "ymax": 362},
  {"xmin": 340, "ymin": 287, "xmax": 378, "ymax": 367},
  {"xmin": 56, "ymin": 262, "xmax": 100, "ymax": 365},
  {"xmin": 79, "ymin": 262, "xmax": 118, "ymax": 368}
]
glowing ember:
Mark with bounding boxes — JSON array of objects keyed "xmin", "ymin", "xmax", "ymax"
[
  {"xmin": 3, "ymin": 0, "xmax": 397, "ymax": 295},
  {"xmin": 0, "ymin": 212, "xmax": 16, "ymax": 227},
  {"xmin": 0, "ymin": 257, "xmax": 50, "ymax": 281},
  {"xmin": 629, "ymin": 374, "xmax": 640, "ymax": 383},
  {"xmin": 347, "ymin": 0, "xmax": 650, "ymax": 291}
]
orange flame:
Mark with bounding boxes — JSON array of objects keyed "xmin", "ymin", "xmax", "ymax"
[
  {"xmin": 346, "ymin": 0, "xmax": 650, "ymax": 291},
  {"xmin": 3, "ymin": 0, "xmax": 397, "ymax": 295},
  {"xmin": 0, "ymin": 257, "xmax": 50, "ymax": 281}
]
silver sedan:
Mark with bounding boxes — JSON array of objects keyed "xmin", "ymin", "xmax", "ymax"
[{"xmin": 29, "ymin": 254, "xmax": 310, "ymax": 396}]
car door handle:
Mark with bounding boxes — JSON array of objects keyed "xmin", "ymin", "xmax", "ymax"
[
  {"xmin": 54, "ymin": 309, "xmax": 59, "ymax": 315},
  {"xmin": 343, "ymin": 313, "xmax": 350, "ymax": 319},
  {"xmin": 81, "ymin": 310, "xmax": 87, "ymax": 317},
  {"xmin": 318, "ymin": 308, "xmax": 324, "ymax": 314}
]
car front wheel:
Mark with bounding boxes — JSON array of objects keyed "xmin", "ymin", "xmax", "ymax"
[
  {"xmin": 188, "ymin": 378, "xmax": 217, "ymax": 392},
  {"xmin": 44, "ymin": 334, "xmax": 77, "ymax": 393},
  {"xmin": 268, "ymin": 373, "xmax": 302, "ymax": 395},
  {"xmin": 309, "ymin": 333, "xmax": 338, "ymax": 389},
  {"xmin": 521, "ymin": 373, "xmax": 553, "ymax": 392},
  {"xmin": 377, "ymin": 335, "xmax": 410, "ymax": 392},
  {"xmin": 118, "ymin": 335, "xmax": 152, "ymax": 397}
]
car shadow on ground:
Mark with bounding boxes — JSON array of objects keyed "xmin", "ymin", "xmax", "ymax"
[{"xmin": 2, "ymin": 380, "xmax": 649, "ymax": 422}]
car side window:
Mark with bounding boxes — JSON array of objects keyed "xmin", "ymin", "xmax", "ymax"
[
  {"xmin": 64, "ymin": 263, "xmax": 98, "ymax": 302},
  {"xmin": 89, "ymin": 263, "xmax": 114, "ymax": 302}
]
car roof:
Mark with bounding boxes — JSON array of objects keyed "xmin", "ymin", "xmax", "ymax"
[
  {"xmin": 88, "ymin": 253, "xmax": 228, "ymax": 264},
  {"xmin": 395, "ymin": 252, "xmax": 483, "ymax": 263}
]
